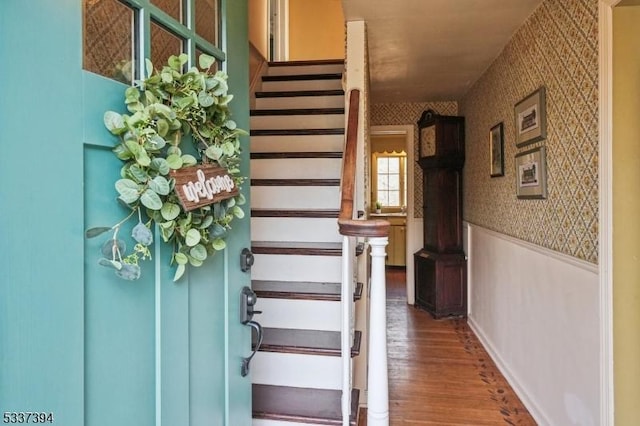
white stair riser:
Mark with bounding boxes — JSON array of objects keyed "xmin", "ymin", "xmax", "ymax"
[
  {"xmin": 267, "ymin": 63, "xmax": 344, "ymax": 76},
  {"xmin": 255, "ymin": 298, "xmax": 341, "ymax": 331},
  {"xmin": 251, "ymin": 158, "xmax": 342, "ymax": 180},
  {"xmin": 255, "ymin": 95, "xmax": 344, "ymax": 110},
  {"xmin": 251, "ymin": 134, "xmax": 344, "ymax": 153},
  {"xmin": 252, "ymin": 254, "xmax": 342, "ymax": 282},
  {"xmin": 253, "ymin": 420, "xmax": 320, "ymax": 426},
  {"xmin": 251, "ymin": 114, "xmax": 344, "ymax": 130},
  {"xmin": 251, "ymin": 218, "xmax": 340, "ymax": 243},
  {"xmin": 261, "ymin": 79, "xmax": 342, "ymax": 92},
  {"xmin": 251, "ymin": 186, "xmax": 340, "ymax": 209},
  {"xmin": 252, "ymin": 352, "xmax": 342, "ymax": 389}
]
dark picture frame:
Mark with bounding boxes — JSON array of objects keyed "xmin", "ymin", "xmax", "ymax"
[
  {"xmin": 490, "ymin": 122, "xmax": 504, "ymax": 177},
  {"xmin": 515, "ymin": 146, "xmax": 547, "ymax": 199},
  {"xmin": 514, "ymin": 87, "xmax": 546, "ymax": 147}
]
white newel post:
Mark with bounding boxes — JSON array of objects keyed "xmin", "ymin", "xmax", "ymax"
[{"xmin": 368, "ymin": 236, "xmax": 389, "ymax": 426}]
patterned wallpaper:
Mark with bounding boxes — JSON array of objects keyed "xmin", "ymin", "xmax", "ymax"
[
  {"xmin": 459, "ymin": 0, "xmax": 599, "ymax": 263},
  {"xmin": 371, "ymin": 102, "xmax": 458, "ymax": 217}
]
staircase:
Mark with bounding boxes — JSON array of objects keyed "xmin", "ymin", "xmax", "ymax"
[{"xmin": 250, "ymin": 60, "xmax": 362, "ymax": 425}]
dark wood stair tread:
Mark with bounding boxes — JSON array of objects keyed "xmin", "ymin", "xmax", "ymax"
[
  {"xmin": 253, "ymin": 384, "xmax": 358, "ymax": 425},
  {"xmin": 250, "ymin": 178, "xmax": 340, "ymax": 186},
  {"xmin": 256, "ymin": 328, "xmax": 362, "ymax": 357},
  {"xmin": 251, "ymin": 152, "xmax": 342, "ymax": 159},
  {"xmin": 256, "ymin": 89, "xmax": 344, "ymax": 98},
  {"xmin": 253, "ymin": 280, "xmax": 363, "ymax": 301},
  {"xmin": 251, "ymin": 108, "xmax": 344, "ymax": 116},
  {"xmin": 252, "ymin": 241, "xmax": 364, "ymax": 256},
  {"xmin": 251, "ymin": 209, "xmax": 340, "ymax": 218},
  {"xmin": 251, "ymin": 128, "xmax": 344, "ymax": 136},
  {"xmin": 268, "ymin": 59, "xmax": 344, "ymax": 66},
  {"xmin": 252, "ymin": 241, "xmax": 342, "ymax": 256},
  {"xmin": 263, "ymin": 73, "xmax": 342, "ymax": 82}
]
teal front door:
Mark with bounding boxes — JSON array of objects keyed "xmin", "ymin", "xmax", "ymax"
[{"xmin": 0, "ymin": 1, "xmax": 251, "ymax": 425}]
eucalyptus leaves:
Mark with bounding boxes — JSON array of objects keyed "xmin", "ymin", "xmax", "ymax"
[{"xmin": 86, "ymin": 53, "xmax": 246, "ymax": 281}]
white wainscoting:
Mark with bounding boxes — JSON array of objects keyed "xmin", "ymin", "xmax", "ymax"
[{"xmin": 465, "ymin": 223, "xmax": 600, "ymax": 426}]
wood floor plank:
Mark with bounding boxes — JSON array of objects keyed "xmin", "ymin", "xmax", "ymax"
[{"xmin": 358, "ymin": 269, "xmax": 536, "ymax": 426}]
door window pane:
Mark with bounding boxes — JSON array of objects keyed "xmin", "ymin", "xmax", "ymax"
[
  {"xmin": 195, "ymin": 0, "xmax": 219, "ymax": 46},
  {"xmin": 196, "ymin": 47, "xmax": 220, "ymax": 72},
  {"xmin": 83, "ymin": 0, "xmax": 136, "ymax": 84},
  {"xmin": 151, "ymin": 21, "xmax": 184, "ymax": 69},
  {"xmin": 151, "ymin": 0, "xmax": 183, "ymax": 22}
]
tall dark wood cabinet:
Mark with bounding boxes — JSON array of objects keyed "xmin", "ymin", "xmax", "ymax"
[{"xmin": 414, "ymin": 110, "xmax": 467, "ymax": 318}]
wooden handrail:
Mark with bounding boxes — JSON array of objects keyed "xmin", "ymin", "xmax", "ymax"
[
  {"xmin": 338, "ymin": 89, "xmax": 390, "ymax": 238},
  {"xmin": 338, "ymin": 89, "xmax": 390, "ymax": 426}
]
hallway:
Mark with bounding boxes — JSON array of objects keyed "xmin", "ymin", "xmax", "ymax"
[{"xmin": 360, "ymin": 268, "xmax": 537, "ymax": 425}]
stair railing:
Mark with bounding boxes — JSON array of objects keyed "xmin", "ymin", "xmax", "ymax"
[{"xmin": 338, "ymin": 89, "xmax": 390, "ymax": 426}]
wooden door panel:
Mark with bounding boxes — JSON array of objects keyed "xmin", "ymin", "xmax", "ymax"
[{"xmin": 84, "ymin": 145, "xmax": 157, "ymax": 426}]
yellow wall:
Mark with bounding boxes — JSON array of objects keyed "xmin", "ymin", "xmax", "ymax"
[
  {"xmin": 248, "ymin": 0, "xmax": 268, "ymax": 59},
  {"xmin": 613, "ymin": 5, "xmax": 640, "ymax": 424},
  {"xmin": 288, "ymin": 0, "xmax": 344, "ymax": 60}
]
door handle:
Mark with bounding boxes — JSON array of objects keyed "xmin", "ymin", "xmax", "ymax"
[
  {"xmin": 241, "ymin": 320, "xmax": 263, "ymax": 377},
  {"xmin": 240, "ymin": 286, "xmax": 263, "ymax": 377}
]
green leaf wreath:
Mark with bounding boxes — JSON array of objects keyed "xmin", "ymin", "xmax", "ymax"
[{"xmin": 86, "ymin": 53, "xmax": 247, "ymax": 282}]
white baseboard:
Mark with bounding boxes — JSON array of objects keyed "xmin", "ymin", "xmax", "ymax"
[{"xmin": 467, "ymin": 316, "xmax": 551, "ymax": 426}]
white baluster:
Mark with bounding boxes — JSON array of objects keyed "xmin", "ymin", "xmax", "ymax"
[
  {"xmin": 341, "ymin": 235, "xmax": 354, "ymax": 426},
  {"xmin": 368, "ymin": 236, "xmax": 389, "ymax": 426}
]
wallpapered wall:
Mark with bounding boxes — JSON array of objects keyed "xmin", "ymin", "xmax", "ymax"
[
  {"xmin": 460, "ymin": 0, "xmax": 598, "ymax": 263},
  {"xmin": 370, "ymin": 102, "xmax": 458, "ymax": 218}
]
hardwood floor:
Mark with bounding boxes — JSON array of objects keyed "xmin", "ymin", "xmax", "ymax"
[{"xmin": 359, "ymin": 268, "xmax": 537, "ymax": 425}]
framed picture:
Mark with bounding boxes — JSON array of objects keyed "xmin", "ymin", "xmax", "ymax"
[
  {"xmin": 490, "ymin": 122, "xmax": 504, "ymax": 177},
  {"xmin": 515, "ymin": 146, "xmax": 547, "ymax": 199},
  {"xmin": 514, "ymin": 87, "xmax": 546, "ymax": 147}
]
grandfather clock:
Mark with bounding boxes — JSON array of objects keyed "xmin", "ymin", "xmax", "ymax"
[{"xmin": 414, "ymin": 109, "xmax": 467, "ymax": 318}]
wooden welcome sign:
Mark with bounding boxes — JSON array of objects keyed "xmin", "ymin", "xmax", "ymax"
[{"xmin": 170, "ymin": 163, "xmax": 239, "ymax": 211}]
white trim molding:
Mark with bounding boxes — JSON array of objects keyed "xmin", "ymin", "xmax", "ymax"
[
  {"xmin": 464, "ymin": 221, "xmax": 598, "ymax": 274},
  {"xmin": 598, "ymin": 0, "xmax": 619, "ymax": 424},
  {"xmin": 370, "ymin": 125, "xmax": 416, "ymax": 304}
]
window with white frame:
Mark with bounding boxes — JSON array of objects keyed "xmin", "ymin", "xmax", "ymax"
[{"xmin": 373, "ymin": 152, "xmax": 407, "ymax": 211}]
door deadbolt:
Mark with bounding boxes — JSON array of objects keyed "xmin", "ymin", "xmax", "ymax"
[{"xmin": 240, "ymin": 248, "xmax": 254, "ymax": 272}]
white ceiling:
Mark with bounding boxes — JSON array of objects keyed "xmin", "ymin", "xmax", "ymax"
[{"xmin": 342, "ymin": 0, "xmax": 543, "ymax": 103}]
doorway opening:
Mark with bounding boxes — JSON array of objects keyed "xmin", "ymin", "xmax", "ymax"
[{"xmin": 370, "ymin": 125, "xmax": 417, "ymax": 304}]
